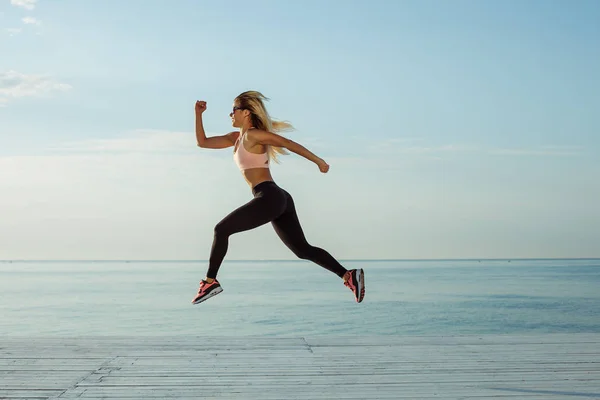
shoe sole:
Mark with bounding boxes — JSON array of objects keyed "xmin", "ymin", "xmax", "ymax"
[
  {"xmin": 356, "ymin": 268, "xmax": 365, "ymax": 303},
  {"xmin": 192, "ymin": 286, "xmax": 223, "ymax": 305}
]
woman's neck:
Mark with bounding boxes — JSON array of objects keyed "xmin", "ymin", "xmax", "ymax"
[{"xmin": 240, "ymin": 124, "xmax": 255, "ymax": 135}]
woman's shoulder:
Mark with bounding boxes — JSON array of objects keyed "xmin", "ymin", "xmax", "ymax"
[
  {"xmin": 246, "ymin": 129, "xmax": 273, "ymax": 148},
  {"xmin": 227, "ymin": 130, "xmax": 241, "ymax": 141},
  {"xmin": 246, "ymin": 128, "xmax": 271, "ymax": 139}
]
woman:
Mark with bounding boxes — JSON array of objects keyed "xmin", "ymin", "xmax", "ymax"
[{"xmin": 192, "ymin": 91, "xmax": 365, "ymax": 305}]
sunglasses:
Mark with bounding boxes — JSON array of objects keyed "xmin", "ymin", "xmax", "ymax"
[{"xmin": 232, "ymin": 106, "xmax": 244, "ymax": 114}]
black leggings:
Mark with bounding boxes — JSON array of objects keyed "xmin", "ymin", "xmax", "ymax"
[{"xmin": 206, "ymin": 181, "xmax": 348, "ymax": 280}]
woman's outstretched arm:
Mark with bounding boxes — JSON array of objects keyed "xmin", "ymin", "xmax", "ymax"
[{"xmin": 249, "ymin": 129, "xmax": 330, "ymax": 173}]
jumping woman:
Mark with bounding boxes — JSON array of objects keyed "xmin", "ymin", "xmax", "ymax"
[{"xmin": 191, "ymin": 91, "xmax": 365, "ymax": 305}]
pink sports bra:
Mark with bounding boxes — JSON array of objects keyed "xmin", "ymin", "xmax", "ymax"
[{"xmin": 233, "ymin": 131, "xmax": 270, "ymax": 171}]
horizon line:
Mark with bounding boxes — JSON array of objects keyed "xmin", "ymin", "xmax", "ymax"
[{"xmin": 1, "ymin": 257, "xmax": 599, "ymax": 262}]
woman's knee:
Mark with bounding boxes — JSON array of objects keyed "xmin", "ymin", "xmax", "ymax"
[
  {"xmin": 291, "ymin": 244, "xmax": 314, "ymax": 260},
  {"xmin": 213, "ymin": 221, "xmax": 231, "ymax": 238}
]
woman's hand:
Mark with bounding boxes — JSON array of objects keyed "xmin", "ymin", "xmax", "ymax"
[
  {"xmin": 195, "ymin": 101, "xmax": 207, "ymax": 115},
  {"xmin": 317, "ymin": 158, "xmax": 330, "ymax": 173}
]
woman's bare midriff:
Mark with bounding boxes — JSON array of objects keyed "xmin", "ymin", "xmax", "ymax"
[{"xmin": 241, "ymin": 167, "xmax": 274, "ymax": 189}]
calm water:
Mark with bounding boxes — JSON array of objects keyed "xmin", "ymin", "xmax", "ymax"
[{"xmin": 1, "ymin": 259, "xmax": 599, "ymax": 336}]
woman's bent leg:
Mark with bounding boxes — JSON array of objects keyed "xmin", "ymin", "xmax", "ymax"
[{"xmin": 206, "ymin": 187, "xmax": 285, "ymax": 279}]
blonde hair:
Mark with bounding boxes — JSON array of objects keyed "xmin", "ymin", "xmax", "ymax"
[{"xmin": 235, "ymin": 90, "xmax": 295, "ymax": 163}]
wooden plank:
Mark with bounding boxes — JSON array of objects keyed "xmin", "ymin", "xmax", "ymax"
[
  {"xmin": 304, "ymin": 333, "xmax": 600, "ymax": 346},
  {"xmin": 3, "ymin": 334, "xmax": 598, "ymax": 349},
  {"xmin": 0, "ymin": 390, "xmax": 62, "ymax": 399},
  {"xmin": 51, "ymin": 397, "xmax": 589, "ymax": 400},
  {"xmin": 56, "ymin": 383, "xmax": 600, "ymax": 399},
  {"xmin": 0, "ymin": 335, "xmax": 598, "ymax": 400}
]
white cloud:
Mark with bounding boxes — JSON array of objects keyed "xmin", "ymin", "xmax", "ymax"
[
  {"xmin": 10, "ymin": 0, "xmax": 37, "ymax": 10},
  {"xmin": 0, "ymin": 70, "xmax": 71, "ymax": 105},
  {"xmin": 368, "ymin": 138, "xmax": 584, "ymax": 158},
  {"xmin": 399, "ymin": 144, "xmax": 478, "ymax": 154},
  {"xmin": 54, "ymin": 130, "xmax": 202, "ymax": 155},
  {"xmin": 0, "ymin": 131, "xmax": 241, "ymax": 260},
  {"xmin": 489, "ymin": 145, "xmax": 583, "ymax": 157},
  {"xmin": 367, "ymin": 140, "xmax": 478, "ymax": 161},
  {"xmin": 1, "ymin": 131, "xmax": 597, "ymax": 260},
  {"xmin": 5, "ymin": 28, "xmax": 22, "ymax": 36},
  {"xmin": 0, "ymin": 130, "xmax": 401, "ymax": 260},
  {"xmin": 21, "ymin": 16, "xmax": 40, "ymax": 25},
  {"xmin": 384, "ymin": 137, "xmax": 425, "ymax": 144}
]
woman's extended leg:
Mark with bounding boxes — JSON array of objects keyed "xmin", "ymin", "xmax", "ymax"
[
  {"xmin": 271, "ymin": 190, "xmax": 365, "ymax": 303},
  {"xmin": 271, "ymin": 191, "xmax": 347, "ymax": 278}
]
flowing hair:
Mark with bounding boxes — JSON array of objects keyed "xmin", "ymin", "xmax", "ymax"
[{"xmin": 235, "ymin": 90, "xmax": 295, "ymax": 163}]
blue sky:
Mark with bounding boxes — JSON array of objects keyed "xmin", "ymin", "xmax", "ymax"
[{"xmin": 1, "ymin": 0, "xmax": 599, "ymax": 260}]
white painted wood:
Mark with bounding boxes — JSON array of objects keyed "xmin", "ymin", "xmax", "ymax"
[{"xmin": 0, "ymin": 335, "xmax": 598, "ymax": 399}]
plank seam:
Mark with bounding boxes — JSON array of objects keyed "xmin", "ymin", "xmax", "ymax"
[
  {"xmin": 301, "ymin": 337, "xmax": 314, "ymax": 354},
  {"xmin": 50, "ymin": 355, "xmax": 119, "ymax": 399}
]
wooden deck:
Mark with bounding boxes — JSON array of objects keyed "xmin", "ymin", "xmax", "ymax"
[{"xmin": 1, "ymin": 334, "xmax": 599, "ymax": 399}]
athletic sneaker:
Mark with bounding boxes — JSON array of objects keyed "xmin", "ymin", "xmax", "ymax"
[
  {"xmin": 191, "ymin": 279, "xmax": 223, "ymax": 304},
  {"xmin": 343, "ymin": 268, "xmax": 365, "ymax": 303}
]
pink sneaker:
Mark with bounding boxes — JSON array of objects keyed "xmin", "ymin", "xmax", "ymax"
[
  {"xmin": 343, "ymin": 268, "xmax": 365, "ymax": 303},
  {"xmin": 191, "ymin": 279, "xmax": 223, "ymax": 305}
]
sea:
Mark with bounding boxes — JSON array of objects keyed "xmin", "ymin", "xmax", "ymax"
[{"xmin": 1, "ymin": 259, "xmax": 599, "ymax": 337}]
